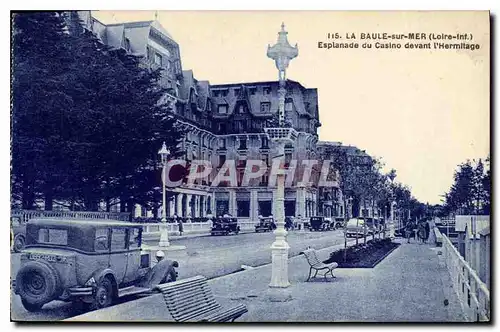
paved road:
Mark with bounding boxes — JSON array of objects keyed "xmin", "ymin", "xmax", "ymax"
[{"xmin": 11, "ymin": 229, "xmax": 349, "ymax": 321}]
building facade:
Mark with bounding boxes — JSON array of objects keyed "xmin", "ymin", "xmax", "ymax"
[
  {"xmin": 76, "ymin": 12, "xmax": 323, "ymax": 221},
  {"xmin": 317, "ymin": 141, "xmax": 382, "ymax": 221}
]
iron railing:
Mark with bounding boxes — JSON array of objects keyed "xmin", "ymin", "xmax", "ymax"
[
  {"xmin": 441, "ymin": 233, "xmax": 490, "ymax": 322},
  {"xmin": 11, "ymin": 210, "xmax": 132, "ymax": 223}
]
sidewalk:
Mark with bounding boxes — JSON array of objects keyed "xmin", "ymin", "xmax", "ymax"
[{"xmin": 69, "ymin": 238, "xmax": 465, "ymax": 322}]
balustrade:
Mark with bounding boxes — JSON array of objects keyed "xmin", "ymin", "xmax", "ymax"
[{"xmin": 441, "ymin": 233, "xmax": 489, "ymax": 321}]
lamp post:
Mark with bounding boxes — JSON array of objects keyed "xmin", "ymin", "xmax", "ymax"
[
  {"xmin": 389, "ymin": 201, "xmax": 396, "ymax": 239},
  {"xmin": 158, "ymin": 142, "xmax": 170, "ymax": 247},
  {"xmin": 264, "ymin": 23, "xmax": 298, "ymax": 301}
]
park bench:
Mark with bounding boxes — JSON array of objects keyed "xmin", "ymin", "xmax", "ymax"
[
  {"xmin": 156, "ymin": 275, "xmax": 248, "ymax": 322},
  {"xmin": 300, "ymin": 248, "xmax": 338, "ymax": 281}
]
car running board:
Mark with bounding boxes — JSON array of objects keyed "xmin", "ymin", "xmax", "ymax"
[{"xmin": 118, "ymin": 286, "xmax": 151, "ymax": 298}]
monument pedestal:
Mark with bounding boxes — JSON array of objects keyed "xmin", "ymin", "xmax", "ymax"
[{"xmin": 266, "ymin": 286, "xmax": 293, "ymax": 302}]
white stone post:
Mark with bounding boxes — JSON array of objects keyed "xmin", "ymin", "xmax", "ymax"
[
  {"xmin": 264, "ymin": 22, "xmax": 298, "ymax": 302},
  {"xmin": 158, "ymin": 142, "xmax": 170, "ymax": 247},
  {"xmin": 269, "ymin": 140, "xmax": 290, "ymax": 287}
]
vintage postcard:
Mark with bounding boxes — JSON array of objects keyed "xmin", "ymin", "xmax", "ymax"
[{"xmin": 10, "ymin": 10, "xmax": 490, "ymax": 322}]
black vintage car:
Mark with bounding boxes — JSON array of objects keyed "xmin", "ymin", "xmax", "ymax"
[
  {"xmin": 309, "ymin": 216, "xmax": 332, "ymax": 231},
  {"xmin": 255, "ymin": 217, "xmax": 276, "ymax": 233},
  {"xmin": 211, "ymin": 217, "xmax": 240, "ymax": 236},
  {"xmin": 14, "ymin": 219, "xmax": 178, "ymax": 312}
]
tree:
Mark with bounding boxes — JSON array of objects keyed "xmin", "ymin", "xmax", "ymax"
[
  {"xmin": 12, "ymin": 12, "xmax": 75, "ymax": 209},
  {"xmin": 11, "ymin": 12, "xmax": 185, "ymax": 212},
  {"xmin": 442, "ymin": 157, "xmax": 490, "ymax": 216}
]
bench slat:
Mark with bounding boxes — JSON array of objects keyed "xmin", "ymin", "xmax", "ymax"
[
  {"xmin": 157, "ymin": 276, "xmax": 208, "ymax": 292},
  {"xmin": 199, "ymin": 304, "xmax": 248, "ymax": 322},
  {"xmin": 162, "ymin": 283, "xmax": 213, "ymax": 297},
  {"xmin": 157, "ymin": 276, "xmax": 207, "ymax": 290},
  {"xmin": 167, "ymin": 297, "xmax": 220, "ymax": 315},
  {"xmin": 163, "ymin": 288, "xmax": 210, "ymax": 301},
  {"xmin": 164, "ymin": 291, "xmax": 217, "ymax": 307},
  {"xmin": 176, "ymin": 304, "xmax": 221, "ymax": 322}
]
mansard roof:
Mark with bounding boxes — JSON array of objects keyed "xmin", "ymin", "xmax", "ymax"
[
  {"xmin": 179, "ymin": 70, "xmax": 212, "ymax": 110},
  {"xmin": 87, "ymin": 17, "xmax": 177, "ymax": 57},
  {"xmin": 209, "ymin": 80, "xmax": 317, "ymax": 118}
]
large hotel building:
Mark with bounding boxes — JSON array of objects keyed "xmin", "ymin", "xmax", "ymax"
[{"xmin": 72, "ymin": 12, "xmax": 369, "ymax": 222}]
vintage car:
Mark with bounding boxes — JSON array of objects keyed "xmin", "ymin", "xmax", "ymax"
[
  {"xmin": 211, "ymin": 217, "xmax": 240, "ymax": 236},
  {"xmin": 309, "ymin": 216, "xmax": 331, "ymax": 231},
  {"xmin": 255, "ymin": 217, "xmax": 276, "ymax": 233},
  {"xmin": 333, "ymin": 218, "xmax": 346, "ymax": 230},
  {"xmin": 345, "ymin": 218, "xmax": 367, "ymax": 237},
  {"xmin": 11, "ymin": 216, "xmax": 27, "ymax": 252},
  {"xmin": 14, "ymin": 218, "xmax": 178, "ymax": 312}
]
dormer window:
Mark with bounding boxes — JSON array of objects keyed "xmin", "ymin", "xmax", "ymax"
[
  {"xmin": 154, "ymin": 52, "xmax": 162, "ymax": 66},
  {"xmin": 263, "ymin": 86, "xmax": 271, "ymax": 95},
  {"xmin": 234, "ymin": 88, "xmax": 241, "ymax": 96},
  {"xmin": 260, "ymin": 102, "xmax": 271, "ymax": 112},
  {"xmin": 221, "ymin": 89, "xmax": 229, "ymax": 97},
  {"xmin": 249, "ymin": 87, "xmax": 257, "ymax": 95},
  {"xmin": 218, "ymin": 104, "xmax": 228, "ymax": 114}
]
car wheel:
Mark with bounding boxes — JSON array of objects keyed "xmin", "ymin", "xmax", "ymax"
[
  {"xmin": 16, "ymin": 261, "xmax": 59, "ymax": 308},
  {"xmin": 92, "ymin": 277, "xmax": 113, "ymax": 310},
  {"xmin": 21, "ymin": 299, "xmax": 43, "ymax": 312},
  {"xmin": 13, "ymin": 235, "xmax": 25, "ymax": 253}
]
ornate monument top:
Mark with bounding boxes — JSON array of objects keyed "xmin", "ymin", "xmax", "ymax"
[{"xmin": 267, "ymin": 23, "xmax": 298, "ymax": 73}]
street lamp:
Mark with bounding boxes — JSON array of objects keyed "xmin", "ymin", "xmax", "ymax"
[
  {"xmin": 158, "ymin": 141, "xmax": 170, "ymax": 247},
  {"xmin": 264, "ymin": 23, "xmax": 298, "ymax": 302}
]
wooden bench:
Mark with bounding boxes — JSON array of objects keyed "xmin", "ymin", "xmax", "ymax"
[
  {"xmin": 156, "ymin": 275, "xmax": 248, "ymax": 322},
  {"xmin": 300, "ymin": 248, "xmax": 338, "ymax": 281}
]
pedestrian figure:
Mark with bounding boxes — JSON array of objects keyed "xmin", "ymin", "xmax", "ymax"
[
  {"xmin": 155, "ymin": 250, "xmax": 165, "ymax": 263},
  {"xmin": 177, "ymin": 217, "xmax": 184, "ymax": 236},
  {"xmin": 404, "ymin": 222, "xmax": 412, "ymax": 243},
  {"xmin": 417, "ymin": 222, "xmax": 426, "ymax": 244},
  {"xmin": 424, "ymin": 220, "xmax": 430, "ymax": 243}
]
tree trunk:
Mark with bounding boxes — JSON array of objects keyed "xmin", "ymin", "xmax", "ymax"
[
  {"xmin": 105, "ymin": 197, "xmax": 111, "ymax": 213},
  {"xmin": 120, "ymin": 196, "xmax": 127, "ymax": 213},
  {"xmin": 363, "ymin": 199, "xmax": 367, "ymax": 245},
  {"xmin": 44, "ymin": 187, "xmax": 53, "ymax": 211},
  {"xmin": 21, "ymin": 179, "xmax": 36, "ymax": 210}
]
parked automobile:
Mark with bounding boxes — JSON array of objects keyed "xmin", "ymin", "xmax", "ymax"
[
  {"xmin": 309, "ymin": 216, "xmax": 331, "ymax": 231},
  {"xmin": 211, "ymin": 217, "xmax": 240, "ymax": 235},
  {"xmin": 324, "ymin": 217, "xmax": 344, "ymax": 230},
  {"xmin": 334, "ymin": 218, "xmax": 346, "ymax": 230},
  {"xmin": 345, "ymin": 218, "xmax": 366, "ymax": 237},
  {"xmin": 255, "ymin": 217, "xmax": 276, "ymax": 233},
  {"xmin": 14, "ymin": 218, "xmax": 178, "ymax": 312},
  {"xmin": 11, "ymin": 216, "xmax": 27, "ymax": 253}
]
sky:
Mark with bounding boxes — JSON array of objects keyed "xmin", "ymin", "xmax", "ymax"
[{"xmin": 93, "ymin": 10, "xmax": 490, "ymax": 205}]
